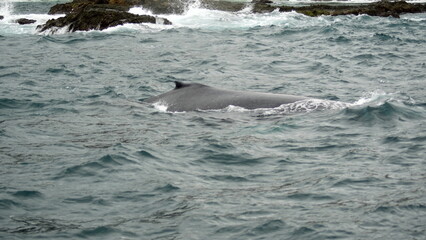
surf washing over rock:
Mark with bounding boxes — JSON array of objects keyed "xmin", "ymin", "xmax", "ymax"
[
  {"xmin": 25, "ymin": 0, "xmax": 426, "ymax": 33},
  {"xmin": 1, "ymin": 0, "xmax": 426, "ymax": 34}
]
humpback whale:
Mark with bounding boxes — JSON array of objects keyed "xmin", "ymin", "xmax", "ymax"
[{"xmin": 145, "ymin": 81, "xmax": 312, "ymax": 112}]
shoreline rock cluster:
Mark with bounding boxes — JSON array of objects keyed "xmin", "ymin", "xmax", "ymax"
[
  {"xmin": 33, "ymin": 0, "xmax": 426, "ymax": 33},
  {"xmin": 253, "ymin": 0, "xmax": 426, "ymax": 17},
  {"xmin": 37, "ymin": 0, "xmax": 172, "ymax": 33}
]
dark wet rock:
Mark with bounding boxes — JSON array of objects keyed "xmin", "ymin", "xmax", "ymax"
[
  {"xmin": 38, "ymin": 3, "xmax": 171, "ymax": 33},
  {"xmin": 48, "ymin": 0, "xmax": 135, "ymax": 15},
  {"xmin": 0, "ymin": 16, "xmax": 4, "ymax": 20},
  {"xmin": 16, "ymin": 18, "xmax": 37, "ymax": 25},
  {"xmin": 48, "ymin": 0, "xmax": 184, "ymax": 15},
  {"xmin": 253, "ymin": 0, "xmax": 426, "ymax": 18},
  {"xmin": 48, "ymin": 2, "xmax": 79, "ymax": 14},
  {"xmin": 140, "ymin": 0, "xmax": 186, "ymax": 14},
  {"xmin": 200, "ymin": 0, "xmax": 247, "ymax": 12},
  {"xmin": 252, "ymin": 0, "xmax": 275, "ymax": 13},
  {"xmin": 48, "ymin": 0, "xmax": 247, "ymax": 15}
]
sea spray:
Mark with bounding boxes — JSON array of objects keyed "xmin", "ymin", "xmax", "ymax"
[{"xmin": 0, "ymin": 1, "xmax": 13, "ymax": 20}]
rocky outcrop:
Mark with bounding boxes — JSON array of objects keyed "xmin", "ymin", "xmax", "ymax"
[
  {"xmin": 38, "ymin": 1, "xmax": 171, "ymax": 33},
  {"xmin": 39, "ymin": 0, "xmax": 426, "ymax": 33},
  {"xmin": 253, "ymin": 0, "xmax": 426, "ymax": 18},
  {"xmin": 16, "ymin": 18, "xmax": 37, "ymax": 25},
  {"xmin": 41, "ymin": 0, "xmax": 247, "ymax": 33},
  {"xmin": 48, "ymin": 0, "xmax": 248, "ymax": 15},
  {"xmin": 48, "ymin": 0, "xmax": 183, "ymax": 15},
  {"xmin": 0, "ymin": 16, "xmax": 4, "ymax": 20},
  {"xmin": 48, "ymin": 0, "xmax": 138, "ymax": 14}
]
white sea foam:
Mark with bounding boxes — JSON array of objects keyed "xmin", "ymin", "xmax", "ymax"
[
  {"xmin": 251, "ymin": 99, "xmax": 350, "ymax": 116},
  {"xmin": 152, "ymin": 101, "xmax": 170, "ymax": 112},
  {"xmin": 348, "ymin": 90, "xmax": 397, "ymax": 108},
  {"xmin": 155, "ymin": 6, "xmax": 304, "ymax": 30},
  {"xmin": 0, "ymin": 14, "xmax": 62, "ymax": 35},
  {"xmin": 0, "ymin": 1, "xmax": 64, "ymax": 35},
  {"xmin": 0, "ymin": 1, "xmax": 13, "ymax": 18},
  {"xmin": 129, "ymin": 6, "xmax": 154, "ymax": 16}
]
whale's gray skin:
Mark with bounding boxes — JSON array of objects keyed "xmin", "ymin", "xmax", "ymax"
[{"xmin": 145, "ymin": 81, "xmax": 309, "ymax": 112}]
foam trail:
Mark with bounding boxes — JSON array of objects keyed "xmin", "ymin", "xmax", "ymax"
[
  {"xmin": 219, "ymin": 92, "xmax": 394, "ymax": 115},
  {"xmin": 248, "ymin": 99, "xmax": 350, "ymax": 116}
]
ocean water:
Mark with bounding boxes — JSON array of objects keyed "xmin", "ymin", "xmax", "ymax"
[{"xmin": 1, "ymin": 0, "xmax": 426, "ymax": 239}]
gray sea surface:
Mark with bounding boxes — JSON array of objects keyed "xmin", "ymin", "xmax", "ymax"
[{"xmin": 1, "ymin": 1, "xmax": 425, "ymax": 239}]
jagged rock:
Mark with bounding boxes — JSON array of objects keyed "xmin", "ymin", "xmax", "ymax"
[
  {"xmin": 48, "ymin": 0, "xmax": 134, "ymax": 14},
  {"xmin": 48, "ymin": 2, "xmax": 80, "ymax": 14},
  {"xmin": 140, "ymin": 0, "xmax": 186, "ymax": 14},
  {"xmin": 48, "ymin": 0, "xmax": 247, "ymax": 15},
  {"xmin": 16, "ymin": 18, "xmax": 37, "ymax": 25},
  {"xmin": 38, "ymin": 3, "xmax": 171, "ymax": 33},
  {"xmin": 48, "ymin": 0, "xmax": 184, "ymax": 15},
  {"xmin": 252, "ymin": 0, "xmax": 275, "ymax": 13}
]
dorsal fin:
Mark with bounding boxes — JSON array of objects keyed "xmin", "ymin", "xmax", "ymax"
[{"xmin": 174, "ymin": 81, "xmax": 189, "ymax": 89}]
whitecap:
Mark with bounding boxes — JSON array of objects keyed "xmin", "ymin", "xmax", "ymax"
[{"xmin": 350, "ymin": 90, "xmax": 392, "ymax": 107}]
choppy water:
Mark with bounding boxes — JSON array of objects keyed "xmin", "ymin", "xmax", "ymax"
[{"xmin": 1, "ymin": 0, "xmax": 426, "ymax": 239}]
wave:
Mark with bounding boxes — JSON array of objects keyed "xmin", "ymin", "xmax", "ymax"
[
  {"xmin": 342, "ymin": 102, "xmax": 424, "ymax": 124},
  {"xmin": 0, "ymin": 98, "xmax": 46, "ymax": 109},
  {"xmin": 333, "ymin": 90, "xmax": 425, "ymax": 127},
  {"xmin": 53, "ymin": 154, "xmax": 138, "ymax": 180},
  {"xmin": 1, "ymin": 216, "xmax": 80, "ymax": 234}
]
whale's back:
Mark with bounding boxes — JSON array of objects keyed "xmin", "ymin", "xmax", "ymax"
[{"xmin": 145, "ymin": 81, "xmax": 307, "ymax": 112}]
